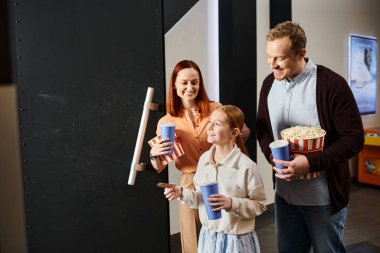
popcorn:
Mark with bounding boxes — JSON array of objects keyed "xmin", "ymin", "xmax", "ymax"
[{"xmin": 281, "ymin": 126, "xmax": 326, "ymax": 139}]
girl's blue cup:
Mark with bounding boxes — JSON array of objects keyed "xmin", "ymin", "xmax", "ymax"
[
  {"xmin": 160, "ymin": 123, "xmax": 176, "ymax": 156},
  {"xmin": 269, "ymin": 140, "xmax": 290, "ymax": 169},
  {"xmin": 200, "ymin": 182, "xmax": 222, "ymax": 220}
]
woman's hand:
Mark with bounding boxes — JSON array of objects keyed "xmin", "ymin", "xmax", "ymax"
[
  {"xmin": 164, "ymin": 186, "xmax": 182, "ymax": 201},
  {"xmin": 150, "ymin": 138, "xmax": 173, "ymax": 157},
  {"xmin": 208, "ymin": 194, "xmax": 232, "ymax": 211}
]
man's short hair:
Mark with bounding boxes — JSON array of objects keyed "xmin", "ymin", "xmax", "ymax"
[{"xmin": 266, "ymin": 21, "xmax": 307, "ymax": 53}]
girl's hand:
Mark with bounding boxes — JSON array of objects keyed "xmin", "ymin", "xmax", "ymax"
[
  {"xmin": 164, "ymin": 186, "xmax": 182, "ymax": 201},
  {"xmin": 208, "ymin": 194, "xmax": 232, "ymax": 211},
  {"xmin": 150, "ymin": 138, "xmax": 173, "ymax": 157}
]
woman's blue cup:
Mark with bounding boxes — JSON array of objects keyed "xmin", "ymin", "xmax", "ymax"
[
  {"xmin": 200, "ymin": 182, "xmax": 222, "ymax": 220},
  {"xmin": 160, "ymin": 123, "xmax": 176, "ymax": 156},
  {"xmin": 269, "ymin": 140, "xmax": 290, "ymax": 169}
]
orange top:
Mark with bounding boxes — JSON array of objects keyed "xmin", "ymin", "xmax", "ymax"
[{"xmin": 156, "ymin": 101, "xmax": 222, "ymax": 173}]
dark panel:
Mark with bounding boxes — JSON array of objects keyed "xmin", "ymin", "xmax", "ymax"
[
  {"xmin": 219, "ymin": 0, "xmax": 257, "ymax": 161},
  {"xmin": 163, "ymin": 0, "xmax": 198, "ymax": 34},
  {"xmin": 0, "ymin": 0, "xmax": 11, "ymax": 84},
  {"xmin": 11, "ymin": 1, "xmax": 169, "ymax": 252},
  {"xmin": 270, "ymin": 0, "xmax": 292, "ymax": 28}
]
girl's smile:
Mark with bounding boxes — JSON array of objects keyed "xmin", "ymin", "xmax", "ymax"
[{"xmin": 207, "ymin": 110, "xmax": 234, "ymax": 146}]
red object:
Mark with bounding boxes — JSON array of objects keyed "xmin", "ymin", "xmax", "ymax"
[
  {"xmin": 148, "ymin": 134, "xmax": 185, "ymax": 166},
  {"xmin": 281, "ymin": 134, "xmax": 325, "ymax": 180},
  {"xmin": 364, "ymin": 127, "xmax": 380, "ymax": 135}
]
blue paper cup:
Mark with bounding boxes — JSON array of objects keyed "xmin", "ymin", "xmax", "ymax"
[
  {"xmin": 200, "ymin": 182, "xmax": 222, "ymax": 220},
  {"xmin": 269, "ymin": 140, "xmax": 290, "ymax": 169},
  {"xmin": 160, "ymin": 123, "xmax": 176, "ymax": 155}
]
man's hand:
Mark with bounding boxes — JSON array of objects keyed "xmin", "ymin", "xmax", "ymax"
[{"xmin": 273, "ymin": 154, "xmax": 310, "ymax": 181}]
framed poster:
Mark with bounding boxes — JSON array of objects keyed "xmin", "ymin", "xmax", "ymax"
[{"xmin": 349, "ymin": 34, "xmax": 378, "ymax": 115}]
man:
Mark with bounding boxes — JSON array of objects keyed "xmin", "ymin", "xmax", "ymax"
[{"xmin": 256, "ymin": 21, "xmax": 364, "ymax": 253}]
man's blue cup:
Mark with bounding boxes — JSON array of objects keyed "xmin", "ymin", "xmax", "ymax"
[
  {"xmin": 200, "ymin": 181, "xmax": 222, "ymax": 220},
  {"xmin": 160, "ymin": 123, "xmax": 176, "ymax": 156},
  {"xmin": 269, "ymin": 140, "xmax": 290, "ymax": 169}
]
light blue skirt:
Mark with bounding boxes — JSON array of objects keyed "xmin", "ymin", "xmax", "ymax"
[{"xmin": 198, "ymin": 227, "xmax": 261, "ymax": 253}]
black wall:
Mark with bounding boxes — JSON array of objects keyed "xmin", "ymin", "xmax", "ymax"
[
  {"xmin": 11, "ymin": 1, "xmax": 169, "ymax": 252},
  {"xmin": 163, "ymin": 0, "xmax": 198, "ymax": 34},
  {"xmin": 0, "ymin": 0, "xmax": 11, "ymax": 84},
  {"xmin": 270, "ymin": 0, "xmax": 292, "ymax": 28},
  {"xmin": 219, "ymin": 0, "xmax": 257, "ymax": 161}
]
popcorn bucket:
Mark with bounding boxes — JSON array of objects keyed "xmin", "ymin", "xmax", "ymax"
[
  {"xmin": 281, "ymin": 134, "xmax": 326, "ymax": 155},
  {"xmin": 280, "ymin": 127, "xmax": 326, "ymax": 179},
  {"xmin": 148, "ymin": 134, "xmax": 185, "ymax": 166}
]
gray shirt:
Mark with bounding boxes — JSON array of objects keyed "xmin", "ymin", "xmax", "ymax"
[{"xmin": 267, "ymin": 59, "xmax": 330, "ymax": 206}]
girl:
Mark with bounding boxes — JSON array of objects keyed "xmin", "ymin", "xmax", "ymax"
[
  {"xmin": 163, "ymin": 105, "xmax": 266, "ymax": 253},
  {"xmin": 150, "ymin": 61, "xmax": 250, "ymax": 253}
]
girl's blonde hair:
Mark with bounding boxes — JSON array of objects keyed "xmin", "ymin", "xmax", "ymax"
[{"xmin": 215, "ymin": 105, "xmax": 249, "ymax": 156}]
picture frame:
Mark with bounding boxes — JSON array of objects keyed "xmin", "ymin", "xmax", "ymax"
[{"xmin": 348, "ymin": 34, "xmax": 378, "ymax": 115}]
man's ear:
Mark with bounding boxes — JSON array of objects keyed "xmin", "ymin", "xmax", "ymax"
[{"xmin": 298, "ymin": 48, "xmax": 307, "ymax": 60}]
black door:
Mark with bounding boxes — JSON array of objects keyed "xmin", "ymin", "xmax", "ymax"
[{"xmin": 11, "ymin": 1, "xmax": 168, "ymax": 252}]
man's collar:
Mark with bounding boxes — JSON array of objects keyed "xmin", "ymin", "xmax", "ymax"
[{"xmin": 285, "ymin": 58, "xmax": 316, "ymax": 85}]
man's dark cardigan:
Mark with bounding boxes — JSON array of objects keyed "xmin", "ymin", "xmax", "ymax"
[{"xmin": 256, "ymin": 65, "xmax": 364, "ymax": 212}]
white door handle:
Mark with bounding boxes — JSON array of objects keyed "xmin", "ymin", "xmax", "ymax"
[{"xmin": 128, "ymin": 87, "xmax": 158, "ymax": 185}]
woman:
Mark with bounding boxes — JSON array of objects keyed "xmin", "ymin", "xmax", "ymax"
[{"xmin": 150, "ymin": 60, "xmax": 249, "ymax": 253}]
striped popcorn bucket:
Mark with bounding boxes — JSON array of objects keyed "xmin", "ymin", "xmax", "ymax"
[
  {"xmin": 281, "ymin": 128, "xmax": 326, "ymax": 179},
  {"xmin": 148, "ymin": 134, "xmax": 185, "ymax": 166}
]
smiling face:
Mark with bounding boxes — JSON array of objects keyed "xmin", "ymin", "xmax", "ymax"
[
  {"xmin": 207, "ymin": 110, "xmax": 237, "ymax": 146},
  {"xmin": 266, "ymin": 36, "xmax": 306, "ymax": 81},
  {"xmin": 175, "ymin": 68, "xmax": 200, "ymax": 103}
]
